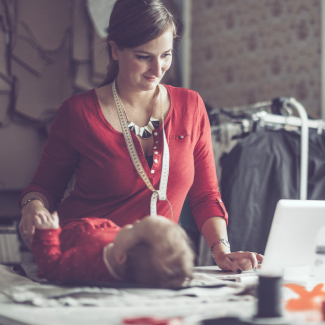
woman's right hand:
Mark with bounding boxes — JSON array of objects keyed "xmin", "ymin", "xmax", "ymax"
[{"xmin": 19, "ymin": 200, "xmax": 52, "ymax": 250}]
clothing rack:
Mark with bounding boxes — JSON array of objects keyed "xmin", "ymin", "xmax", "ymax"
[
  {"xmin": 276, "ymin": 98, "xmax": 308, "ymax": 200},
  {"xmin": 209, "ymin": 97, "xmax": 325, "ymax": 200}
]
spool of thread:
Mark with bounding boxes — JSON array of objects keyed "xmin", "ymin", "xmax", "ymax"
[{"xmin": 257, "ymin": 274, "xmax": 283, "ymax": 318}]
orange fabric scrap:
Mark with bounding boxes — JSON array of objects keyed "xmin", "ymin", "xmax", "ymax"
[{"xmin": 284, "ymin": 283, "xmax": 325, "ymax": 311}]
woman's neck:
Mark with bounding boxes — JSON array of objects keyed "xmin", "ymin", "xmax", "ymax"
[{"xmin": 115, "ymin": 76, "xmax": 158, "ymax": 112}]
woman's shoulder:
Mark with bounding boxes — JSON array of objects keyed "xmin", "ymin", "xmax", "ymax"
[
  {"xmin": 164, "ymin": 84, "xmax": 200, "ymax": 100},
  {"xmin": 50, "ymin": 90, "xmax": 99, "ymax": 129},
  {"xmin": 55, "ymin": 89, "xmax": 100, "ymax": 122},
  {"xmin": 164, "ymin": 85, "xmax": 205, "ymax": 113},
  {"xmin": 62, "ymin": 89, "xmax": 97, "ymax": 109}
]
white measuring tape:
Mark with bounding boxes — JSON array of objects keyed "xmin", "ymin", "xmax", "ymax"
[{"xmin": 112, "ymin": 80, "xmax": 171, "ymax": 218}]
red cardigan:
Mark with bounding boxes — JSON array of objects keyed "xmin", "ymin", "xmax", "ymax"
[
  {"xmin": 32, "ymin": 218, "xmax": 120, "ymax": 282},
  {"xmin": 20, "ymin": 85, "xmax": 227, "ymax": 230}
]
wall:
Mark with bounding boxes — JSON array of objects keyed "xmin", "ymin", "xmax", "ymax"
[
  {"xmin": 191, "ymin": 0, "xmax": 321, "ymax": 118},
  {"xmin": 0, "ymin": 0, "xmax": 181, "ymax": 191},
  {"xmin": 1, "ymin": 0, "xmax": 321, "ymax": 191},
  {"xmin": 0, "ymin": 0, "xmax": 105, "ymax": 190}
]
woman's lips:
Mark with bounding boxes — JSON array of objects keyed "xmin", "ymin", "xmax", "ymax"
[{"xmin": 144, "ymin": 76, "xmax": 156, "ymax": 82}]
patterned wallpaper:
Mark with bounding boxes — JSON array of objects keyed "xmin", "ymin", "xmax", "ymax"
[{"xmin": 191, "ymin": 0, "xmax": 321, "ymax": 118}]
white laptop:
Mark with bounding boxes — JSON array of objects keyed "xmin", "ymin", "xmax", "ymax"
[
  {"xmin": 261, "ymin": 199, "xmax": 325, "ymax": 279},
  {"xmin": 195, "ymin": 199, "xmax": 325, "ymax": 283}
]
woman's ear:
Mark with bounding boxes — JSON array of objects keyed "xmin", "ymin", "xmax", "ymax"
[{"xmin": 109, "ymin": 41, "xmax": 119, "ymax": 60}]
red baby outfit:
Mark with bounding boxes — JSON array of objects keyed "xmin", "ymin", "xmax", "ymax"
[
  {"xmin": 20, "ymin": 86, "xmax": 227, "ymax": 230},
  {"xmin": 32, "ymin": 218, "xmax": 121, "ymax": 283}
]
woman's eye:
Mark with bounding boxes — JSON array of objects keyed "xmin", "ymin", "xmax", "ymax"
[
  {"xmin": 162, "ymin": 53, "xmax": 172, "ymax": 58},
  {"xmin": 136, "ymin": 55, "xmax": 150, "ymax": 60}
]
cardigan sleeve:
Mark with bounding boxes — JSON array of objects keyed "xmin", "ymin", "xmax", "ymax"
[
  {"xmin": 187, "ymin": 94, "xmax": 228, "ymax": 231},
  {"xmin": 19, "ymin": 100, "xmax": 79, "ymax": 212}
]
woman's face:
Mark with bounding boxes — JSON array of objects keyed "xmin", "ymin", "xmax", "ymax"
[{"xmin": 110, "ymin": 27, "xmax": 174, "ymax": 91}]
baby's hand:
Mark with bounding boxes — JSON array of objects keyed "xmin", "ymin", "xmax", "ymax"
[{"xmin": 34, "ymin": 211, "xmax": 59, "ymax": 229}]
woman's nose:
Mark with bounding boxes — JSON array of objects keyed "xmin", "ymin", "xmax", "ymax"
[{"xmin": 150, "ymin": 59, "xmax": 163, "ymax": 77}]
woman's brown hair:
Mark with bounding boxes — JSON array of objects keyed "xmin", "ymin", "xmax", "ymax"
[{"xmin": 101, "ymin": 0, "xmax": 178, "ymax": 86}]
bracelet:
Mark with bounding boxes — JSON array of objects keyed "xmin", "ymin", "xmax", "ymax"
[
  {"xmin": 21, "ymin": 197, "xmax": 45, "ymax": 210},
  {"xmin": 210, "ymin": 239, "xmax": 231, "ymax": 258}
]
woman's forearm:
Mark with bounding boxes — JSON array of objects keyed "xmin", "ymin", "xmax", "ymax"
[
  {"xmin": 20, "ymin": 192, "xmax": 52, "ymax": 250},
  {"xmin": 200, "ymin": 216, "xmax": 230, "ymax": 259},
  {"xmin": 21, "ymin": 192, "xmax": 50, "ymax": 211}
]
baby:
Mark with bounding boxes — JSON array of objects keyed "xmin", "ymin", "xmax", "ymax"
[{"xmin": 32, "ymin": 212, "xmax": 195, "ymax": 288}]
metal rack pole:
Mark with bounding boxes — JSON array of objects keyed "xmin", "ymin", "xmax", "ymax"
[{"xmin": 287, "ymin": 98, "xmax": 309, "ymax": 200}]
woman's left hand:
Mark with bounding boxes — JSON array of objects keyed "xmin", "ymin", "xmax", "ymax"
[{"xmin": 215, "ymin": 251, "xmax": 264, "ymax": 273}]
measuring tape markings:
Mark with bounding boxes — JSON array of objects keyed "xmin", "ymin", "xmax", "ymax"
[
  {"xmin": 115, "ymin": 88, "xmax": 156, "ymax": 191},
  {"xmin": 112, "ymin": 80, "xmax": 171, "ymax": 218}
]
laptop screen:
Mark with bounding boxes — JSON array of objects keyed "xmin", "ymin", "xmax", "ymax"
[{"xmin": 261, "ymin": 199, "xmax": 325, "ymax": 276}]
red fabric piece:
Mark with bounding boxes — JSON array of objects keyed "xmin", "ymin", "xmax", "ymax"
[
  {"xmin": 32, "ymin": 218, "xmax": 120, "ymax": 282},
  {"xmin": 122, "ymin": 317, "xmax": 183, "ymax": 325},
  {"xmin": 20, "ymin": 86, "xmax": 227, "ymax": 231}
]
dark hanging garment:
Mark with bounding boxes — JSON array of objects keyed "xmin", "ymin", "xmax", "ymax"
[{"xmin": 220, "ymin": 127, "xmax": 325, "ymax": 255}]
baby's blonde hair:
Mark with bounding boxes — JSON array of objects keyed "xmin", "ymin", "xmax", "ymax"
[{"xmin": 124, "ymin": 222, "xmax": 194, "ymax": 288}]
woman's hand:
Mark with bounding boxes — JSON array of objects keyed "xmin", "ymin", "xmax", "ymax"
[
  {"xmin": 200, "ymin": 217, "xmax": 263, "ymax": 273},
  {"xmin": 214, "ymin": 251, "xmax": 264, "ymax": 274},
  {"xmin": 19, "ymin": 200, "xmax": 52, "ymax": 250}
]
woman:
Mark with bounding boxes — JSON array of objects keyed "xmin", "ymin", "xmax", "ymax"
[{"xmin": 19, "ymin": 0, "xmax": 262, "ymax": 274}]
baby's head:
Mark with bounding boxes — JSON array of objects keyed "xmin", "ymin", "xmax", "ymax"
[{"xmin": 112, "ymin": 216, "xmax": 194, "ymax": 288}]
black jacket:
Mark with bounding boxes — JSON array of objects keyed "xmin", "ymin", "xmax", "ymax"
[{"xmin": 220, "ymin": 128, "xmax": 325, "ymax": 254}]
